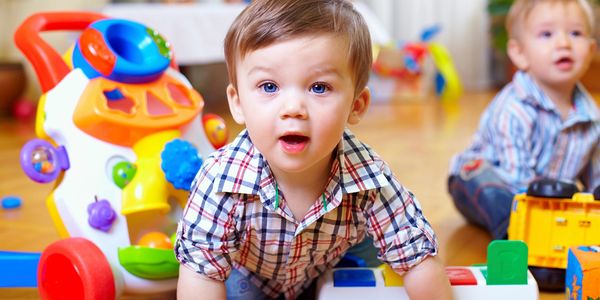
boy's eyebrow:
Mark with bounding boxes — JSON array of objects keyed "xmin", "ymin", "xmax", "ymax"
[
  {"xmin": 247, "ymin": 66, "xmax": 274, "ymax": 75},
  {"xmin": 530, "ymin": 21, "xmax": 558, "ymax": 29},
  {"xmin": 312, "ymin": 66, "xmax": 343, "ymax": 77},
  {"xmin": 247, "ymin": 65, "xmax": 345, "ymax": 78}
]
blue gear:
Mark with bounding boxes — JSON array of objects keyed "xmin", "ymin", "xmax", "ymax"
[{"xmin": 161, "ymin": 139, "xmax": 202, "ymax": 191}]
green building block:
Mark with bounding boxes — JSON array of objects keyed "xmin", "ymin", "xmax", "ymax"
[{"xmin": 487, "ymin": 240, "xmax": 528, "ymax": 285}]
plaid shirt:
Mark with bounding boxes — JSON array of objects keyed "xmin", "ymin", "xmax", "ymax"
[
  {"xmin": 450, "ymin": 71, "xmax": 600, "ymax": 192},
  {"xmin": 176, "ymin": 129, "xmax": 438, "ymax": 299}
]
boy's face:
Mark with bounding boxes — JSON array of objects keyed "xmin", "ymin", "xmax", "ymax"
[
  {"xmin": 227, "ymin": 34, "xmax": 370, "ymax": 176},
  {"xmin": 508, "ymin": 2, "xmax": 596, "ymax": 89}
]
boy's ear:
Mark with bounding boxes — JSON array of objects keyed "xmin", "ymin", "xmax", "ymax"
[
  {"xmin": 347, "ymin": 87, "xmax": 371, "ymax": 125},
  {"xmin": 226, "ymin": 84, "xmax": 245, "ymax": 125},
  {"xmin": 507, "ymin": 38, "xmax": 529, "ymax": 70}
]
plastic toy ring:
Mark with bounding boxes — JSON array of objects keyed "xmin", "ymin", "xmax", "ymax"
[
  {"xmin": 72, "ymin": 19, "xmax": 172, "ymax": 83},
  {"xmin": 20, "ymin": 139, "xmax": 70, "ymax": 183}
]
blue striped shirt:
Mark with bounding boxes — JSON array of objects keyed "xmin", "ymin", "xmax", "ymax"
[{"xmin": 450, "ymin": 71, "xmax": 600, "ymax": 193}]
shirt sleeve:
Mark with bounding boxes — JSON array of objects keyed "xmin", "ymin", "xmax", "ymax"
[
  {"xmin": 175, "ymin": 155, "xmax": 239, "ymax": 281},
  {"xmin": 481, "ymin": 99, "xmax": 536, "ymax": 189},
  {"xmin": 366, "ymin": 167, "xmax": 438, "ymax": 275},
  {"xmin": 580, "ymin": 141, "xmax": 600, "ymax": 192}
]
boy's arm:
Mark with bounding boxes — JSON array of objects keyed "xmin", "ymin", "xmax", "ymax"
[
  {"xmin": 178, "ymin": 265, "xmax": 227, "ymax": 300},
  {"xmin": 403, "ymin": 256, "xmax": 453, "ymax": 300}
]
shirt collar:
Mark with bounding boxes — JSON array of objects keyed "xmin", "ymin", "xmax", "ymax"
[
  {"xmin": 212, "ymin": 129, "xmax": 390, "ymax": 200},
  {"xmin": 512, "ymin": 70, "xmax": 600, "ymax": 123}
]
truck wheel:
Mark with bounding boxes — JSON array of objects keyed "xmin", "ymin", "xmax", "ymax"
[
  {"xmin": 526, "ymin": 177, "xmax": 579, "ymax": 198},
  {"xmin": 529, "ymin": 266, "xmax": 564, "ymax": 291},
  {"xmin": 38, "ymin": 237, "xmax": 115, "ymax": 300}
]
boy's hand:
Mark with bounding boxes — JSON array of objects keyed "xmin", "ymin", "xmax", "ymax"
[
  {"xmin": 403, "ymin": 256, "xmax": 453, "ymax": 300},
  {"xmin": 177, "ymin": 265, "xmax": 227, "ymax": 300}
]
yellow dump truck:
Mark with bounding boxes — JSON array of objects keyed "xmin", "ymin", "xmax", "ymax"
[{"xmin": 508, "ymin": 178, "xmax": 600, "ymax": 291}]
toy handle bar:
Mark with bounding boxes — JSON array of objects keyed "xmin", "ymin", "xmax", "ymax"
[{"xmin": 14, "ymin": 12, "xmax": 106, "ymax": 93}]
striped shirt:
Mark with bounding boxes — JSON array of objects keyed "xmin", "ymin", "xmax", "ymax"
[
  {"xmin": 176, "ymin": 129, "xmax": 438, "ymax": 298},
  {"xmin": 450, "ymin": 71, "xmax": 600, "ymax": 192}
]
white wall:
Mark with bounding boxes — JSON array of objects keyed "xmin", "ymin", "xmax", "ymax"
[{"xmin": 360, "ymin": 0, "xmax": 491, "ymax": 90}]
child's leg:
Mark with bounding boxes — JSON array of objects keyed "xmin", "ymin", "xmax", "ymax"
[
  {"xmin": 225, "ymin": 267, "xmax": 272, "ymax": 300},
  {"xmin": 447, "ymin": 159, "xmax": 514, "ymax": 239}
]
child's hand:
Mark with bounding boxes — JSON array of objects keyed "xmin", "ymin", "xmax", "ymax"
[{"xmin": 403, "ymin": 256, "xmax": 453, "ymax": 300}]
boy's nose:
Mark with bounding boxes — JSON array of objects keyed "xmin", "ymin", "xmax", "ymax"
[
  {"xmin": 280, "ymin": 91, "xmax": 308, "ymax": 119},
  {"xmin": 555, "ymin": 31, "xmax": 571, "ymax": 48}
]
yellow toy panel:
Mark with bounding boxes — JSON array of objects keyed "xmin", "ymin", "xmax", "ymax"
[{"xmin": 509, "ymin": 192, "xmax": 600, "ymax": 269}]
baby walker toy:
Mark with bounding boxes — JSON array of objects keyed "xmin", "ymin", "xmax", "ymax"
[{"xmin": 3, "ymin": 11, "xmax": 227, "ymax": 299}]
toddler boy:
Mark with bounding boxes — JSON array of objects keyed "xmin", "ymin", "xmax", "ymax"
[
  {"xmin": 448, "ymin": 0, "xmax": 599, "ymax": 239},
  {"xmin": 176, "ymin": 0, "xmax": 453, "ymax": 299}
]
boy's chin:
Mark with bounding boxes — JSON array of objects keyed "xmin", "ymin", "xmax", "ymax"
[{"xmin": 528, "ymin": 71, "xmax": 581, "ymax": 86}]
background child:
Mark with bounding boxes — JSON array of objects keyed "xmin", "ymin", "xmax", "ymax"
[
  {"xmin": 448, "ymin": 0, "xmax": 600, "ymax": 240},
  {"xmin": 176, "ymin": 0, "xmax": 452, "ymax": 299}
]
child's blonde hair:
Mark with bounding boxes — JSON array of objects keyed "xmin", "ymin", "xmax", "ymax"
[
  {"xmin": 506, "ymin": 0, "xmax": 596, "ymax": 38},
  {"xmin": 223, "ymin": 0, "xmax": 372, "ymax": 97}
]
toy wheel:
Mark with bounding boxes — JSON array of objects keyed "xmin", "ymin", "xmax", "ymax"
[
  {"xmin": 526, "ymin": 177, "xmax": 579, "ymax": 198},
  {"xmin": 529, "ymin": 266, "xmax": 564, "ymax": 291},
  {"xmin": 593, "ymin": 185, "xmax": 600, "ymax": 200},
  {"xmin": 38, "ymin": 237, "xmax": 115, "ymax": 300}
]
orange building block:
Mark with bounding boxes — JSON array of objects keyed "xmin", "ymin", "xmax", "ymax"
[{"xmin": 566, "ymin": 246, "xmax": 600, "ymax": 300}]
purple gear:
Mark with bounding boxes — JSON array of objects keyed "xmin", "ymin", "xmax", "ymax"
[{"xmin": 87, "ymin": 198, "xmax": 117, "ymax": 232}]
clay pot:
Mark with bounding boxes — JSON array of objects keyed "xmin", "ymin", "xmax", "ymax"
[{"xmin": 0, "ymin": 62, "xmax": 26, "ymax": 116}]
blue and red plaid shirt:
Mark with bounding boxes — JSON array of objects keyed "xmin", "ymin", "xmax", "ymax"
[{"xmin": 176, "ymin": 129, "xmax": 438, "ymax": 298}]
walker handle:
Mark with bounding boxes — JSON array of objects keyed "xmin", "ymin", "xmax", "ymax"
[{"xmin": 14, "ymin": 12, "xmax": 106, "ymax": 92}]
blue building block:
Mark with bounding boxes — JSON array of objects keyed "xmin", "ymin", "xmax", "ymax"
[
  {"xmin": 335, "ymin": 253, "xmax": 367, "ymax": 268},
  {"xmin": 333, "ymin": 269, "xmax": 376, "ymax": 287},
  {"xmin": 0, "ymin": 251, "xmax": 41, "ymax": 287}
]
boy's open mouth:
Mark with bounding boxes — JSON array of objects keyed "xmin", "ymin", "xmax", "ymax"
[
  {"xmin": 555, "ymin": 57, "xmax": 573, "ymax": 70},
  {"xmin": 279, "ymin": 134, "xmax": 309, "ymax": 153}
]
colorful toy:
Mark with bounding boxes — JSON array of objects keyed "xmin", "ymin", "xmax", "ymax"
[
  {"xmin": 370, "ymin": 25, "xmax": 462, "ymax": 103},
  {"xmin": 6, "ymin": 11, "xmax": 228, "ymax": 299},
  {"xmin": 317, "ymin": 240, "xmax": 538, "ymax": 299},
  {"xmin": 566, "ymin": 245, "xmax": 600, "ymax": 300},
  {"xmin": 1, "ymin": 196, "xmax": 22, "ymax": 209},
  {"xmin": 508, "ymin": 178, "xmax": 600, "ymax": 291}
]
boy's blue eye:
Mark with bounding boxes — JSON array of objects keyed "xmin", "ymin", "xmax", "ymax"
[
  {"xmin": 570, "ymin": 30, "xmax": 582, "ymax": 37},
  {"xmin": 311, "ymin": 83, "xmax": 328, "ymax": 94},
  {"xmin": 540, "ymin": 31, "xmax": 552, "ymax": 38},
  {"xmin": 261, "ymin": 82, "xmax": 278, "ymax": 93}
]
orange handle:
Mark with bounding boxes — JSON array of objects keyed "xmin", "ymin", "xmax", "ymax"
[{"xmin": 14, "ymin": 12, "xmax": 106, "ymax": 92}]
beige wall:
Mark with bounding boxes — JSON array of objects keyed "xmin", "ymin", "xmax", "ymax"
[{"xmin": 1, "ymin": 0, "xmax": 108, "ymax": 99}]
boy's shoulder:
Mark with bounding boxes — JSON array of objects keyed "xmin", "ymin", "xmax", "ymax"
[
  {"xmin": 194, "ymin": 130, "xmax": 264, "ymax": 192},
  {"xmin": 339, "ymin": 130, "xmax": 394, "ymax": 192},
  {"xmin": 341, "ymin": 130, "xmax": 383, "ymax": 166},
  {"xmin": 482, "ymin": 73, "xmax": 542, "ymax": 123}
]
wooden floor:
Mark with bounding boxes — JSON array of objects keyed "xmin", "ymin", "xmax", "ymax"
[{"xmin": 0, "ymin": 91, "xmax": 565, "ymax": 299}]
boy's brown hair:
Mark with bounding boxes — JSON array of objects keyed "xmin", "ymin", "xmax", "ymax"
[
  {"xmin": 224, "ymin": 0, "xmax": 372, "ymax": 96},
  {"xmin": 505, "ymin": 0, "xmax": 596, "ymax": 38}
]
